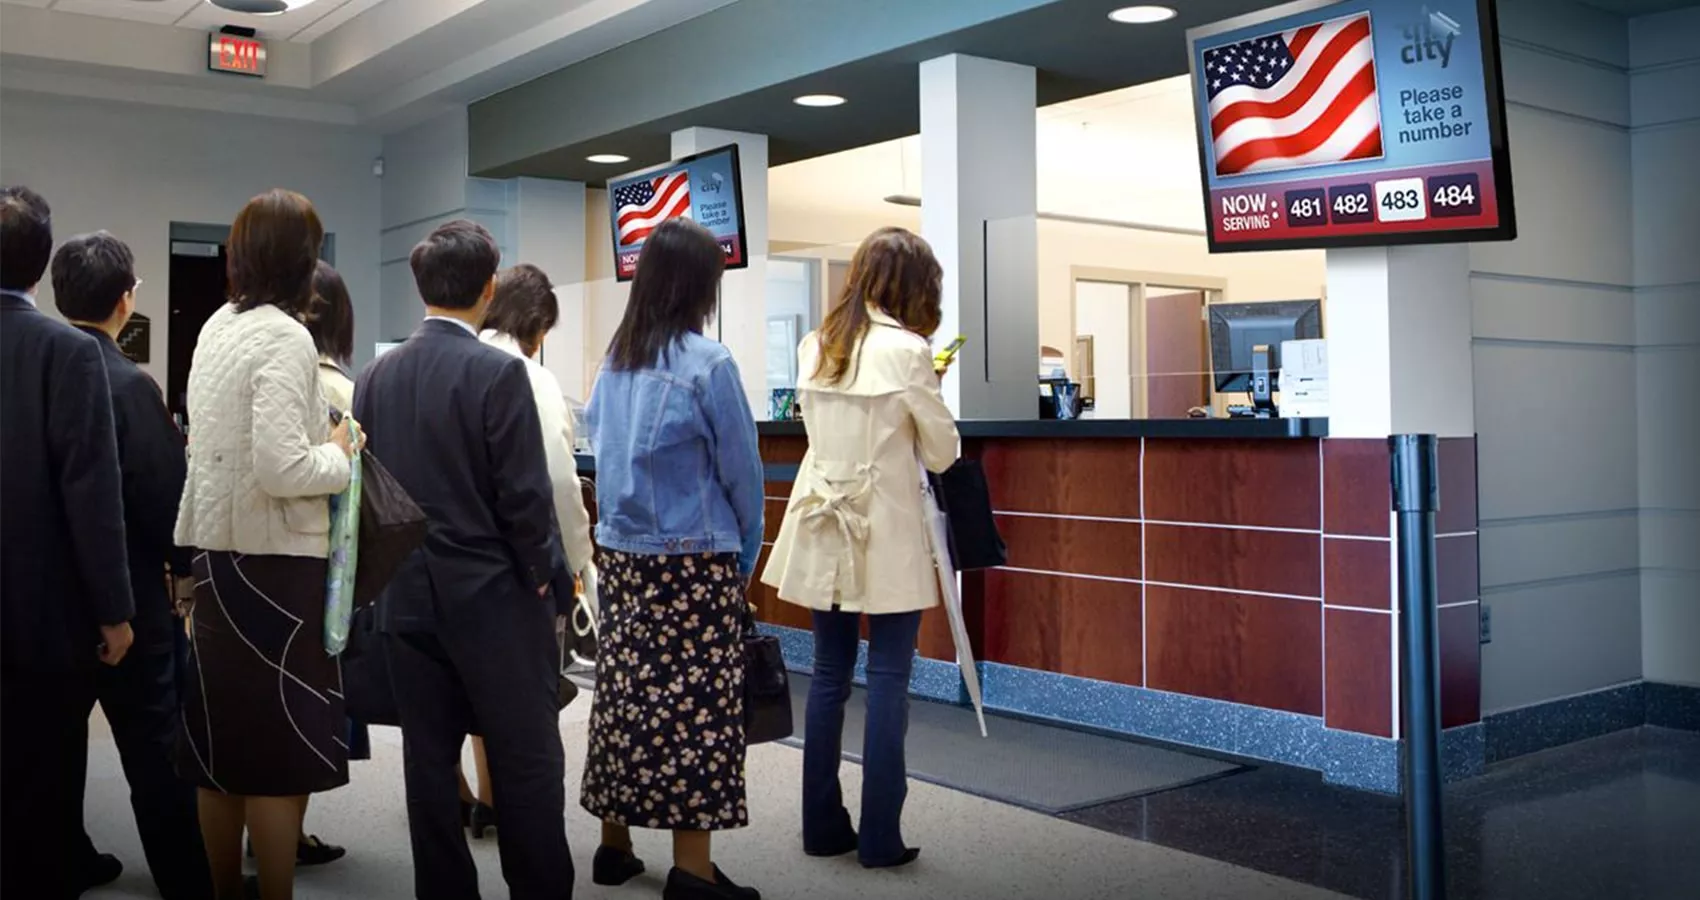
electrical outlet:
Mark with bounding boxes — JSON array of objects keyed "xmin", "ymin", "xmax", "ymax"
[{"xmin": 1480, "ymin": 604, "xmax": 1492, "ymax": 644}]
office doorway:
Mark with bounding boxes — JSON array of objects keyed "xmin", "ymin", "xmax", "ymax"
[
  {"xmin": 1069, "ymin": 268, "xmax": 1224, "ymax": 419},
  {"xmin": 166, "ymin": 224, "xmax": 335, "ymax": 425}
]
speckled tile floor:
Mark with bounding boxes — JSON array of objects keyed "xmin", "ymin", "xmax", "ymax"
[
  {"xmin": 80, "ymin": 691, "xmax": 1344, "ymax": 900},
  {"xmin": 1061, "ymin": 726, "xmax": 1700, "ymax": 900}
]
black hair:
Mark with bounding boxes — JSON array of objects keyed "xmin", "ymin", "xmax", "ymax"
[
  {"xmin": 50, "ymin": 231, "xmax": 136, "ymax": 323},
  {"xmin": 304, "ymin": 260, "xmax": 355, "ymax": 367},
  {"xmin": 410, "ymin": 219, "xmax": 499, "ymax": 310},
  {"xmin": 484, "ymin": 264, "xmax": 559, "ymax": 358},
  {"xmin": 0, "ymin": 185, "xmax": 53, "ymax": 292},
  {"xmin": 606, "ymin": 218, "xmax": 724, "ymax": 371}
]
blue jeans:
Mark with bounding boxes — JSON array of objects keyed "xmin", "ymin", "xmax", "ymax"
[{"xmin": 803, "ymin": 609, "xmax": 923, "ymax": 865}]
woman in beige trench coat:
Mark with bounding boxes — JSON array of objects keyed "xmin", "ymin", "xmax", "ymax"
[{"xmin": 761, "ymin": 227, "xmax": 959, "ymax": 869}]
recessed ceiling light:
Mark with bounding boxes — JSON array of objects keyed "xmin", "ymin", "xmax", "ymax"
[
  {"xmin": 793, "ymin": 94, "xmax": 847, "ymax": 108},
  {"xmin": 586, "ymin": 154, "xmax": 630, "ymax": 164},
  {"xmin": 1107, "ymin": 5, "xmax": 1176, "ymax": 24},
  {"xmin": 206, "ymin": 0, "xmax": 320, "ymax": 14}
]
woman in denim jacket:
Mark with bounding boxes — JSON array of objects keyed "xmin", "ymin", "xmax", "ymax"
[{"xmin": 580, "ymin": 218, "xmax": 765, "ymax": 900}]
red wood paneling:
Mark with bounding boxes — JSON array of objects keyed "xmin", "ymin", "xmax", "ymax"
[
  {"xmin": 979, "ymin": 439, "xmax": 1141, "ymax": 519},
  {"xmin": 996, "ymin": 514, "xmax": 1143, "ymax": 581},
  {"xmin": 1323, "ymin": 439, "xmax": 1390, "ymax": 538},
  {"xmin": 1324, "ymin": 537, "xmax": 1393, "ymax": 609},
  {"xmin": 1324, "ymin": 608, "xmax": 1392, "ymax": 737},
  {"xmin": 1439, "ymin": 603, "xmax": 1483, "ymax": 727},
  {"xmin": 1145, "ymin": 586, "xmax": 1322, "ymax": 715},
  {"xmin": 1145, "ymin": 524, "xmax": 1320, "ymax": 598},
  {"xmin": 1437, "ymin": 437, "xmax": 1479, "ymax": 536},
  {"xmin": 1144, "ymin": 439, "xmax": 1321, "ymax": 529},
  {"xmin": 981, "ymin": 569, "xmax": 1143, "ymax": 686},
  {"xmin": 1436, "ymin": 535, "xmax": 1480, "ymax": 608}
]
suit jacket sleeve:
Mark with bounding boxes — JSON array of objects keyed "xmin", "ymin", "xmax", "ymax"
[
  {"xmin": 114, "ymin": 372, "xmax": 193, "ymax": 574},
  {"xmin": 484, "ymin": 358, "xmax": 560, "ymax": 591},
  {"xmin": 51, "ymin": 338, "xmax": 135, "ymax": 627}
]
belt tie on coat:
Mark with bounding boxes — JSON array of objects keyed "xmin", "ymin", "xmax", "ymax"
[{"xmin": 796, "ymin": 474, "xmax": 872, "ymax": 596}]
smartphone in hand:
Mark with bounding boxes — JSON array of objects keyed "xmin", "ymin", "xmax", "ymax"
[{"xmin": 933, "ymin": 335, "xmax": 967, "ymax": 370}]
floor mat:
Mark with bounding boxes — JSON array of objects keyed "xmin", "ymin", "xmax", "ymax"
[{"xmin": 781, "ymin": 675, "xmax": 1245, "ymax": 814}]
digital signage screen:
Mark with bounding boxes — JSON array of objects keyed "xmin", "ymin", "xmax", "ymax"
[
  {"xmin": 1186, "ymin": 0, "xmax": 1516, "ymax": 252},
  {"xmin": 607, "ymin": 144, "xmax": 748, "ymax": 282}
]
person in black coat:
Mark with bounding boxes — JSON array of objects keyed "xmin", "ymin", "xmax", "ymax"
[
  {"xmin": 352, "ymin": 219, "xmax": 573, "ymax": 900},
  {"xmin": 51, "ymin": 230, "xmax": 215, "ymax": 900},
  {"xmin": 0, "ymin": 186, "xmax": 137, "ymax": 898}
]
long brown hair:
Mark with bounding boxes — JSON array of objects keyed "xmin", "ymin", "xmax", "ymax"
[
  {"xmin": 812, "ymin": 227, "xmax": 942, "ymax": 386},
  {"xmin": 606, "ymin": 218, "xmax": 724, "ymax": 371},
  {"xmin": 227, "ymin": 189, "xmax": 323, "ymax": 315},
  {"xmin": 303, "ymin": 260, "xmax": 354, "ymax": 367}
]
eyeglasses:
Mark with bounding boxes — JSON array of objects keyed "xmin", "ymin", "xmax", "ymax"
[{"xmin": 131, "ymin": 279, "xmax": 143, "ymax": 295}]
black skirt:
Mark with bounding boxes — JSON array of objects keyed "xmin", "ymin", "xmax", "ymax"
[
  {"xmin": 580, "ymin": 551, "xmax": 748, "ymax": 831},
  {"xmin": 176, "ymin": 551, "xmax": 349, "ymax": 796}
]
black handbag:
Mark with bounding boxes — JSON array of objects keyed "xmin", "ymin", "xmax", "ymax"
[
  {"xmin": 741, "ymin": 607, "xmax": 793, "ymax": 744},
  {"xmin": 341, "ymin": 605, "xmax": 401, "ymax": 727},
  {"xmin": 353, "ymin": 449, "xmax": 429, "ymax": 608},
  {"xmin": 928, "ymin": 459, "xmax": 1007, "ymax": 571}
]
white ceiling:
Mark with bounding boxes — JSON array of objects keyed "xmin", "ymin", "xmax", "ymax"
[
  {"xmin": 771, "ymin": 76, "xmax": 1212, "ymax": 237},
  {"xmin": 0, "ymin": 0, "xmax": 387, "ymax": 42},
  {"xmin": 0, "ymin": 0, "xmax": 736, "ymax": 130}
]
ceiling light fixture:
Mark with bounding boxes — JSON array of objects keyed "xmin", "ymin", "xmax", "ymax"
[
  {"xmin": 206, "ymin": 0, "xmax": 320, "ymax": 14},
  {"xmin": 586, "ymin": 154, "xmax": 630, "ymax": 164},
  {"xmin": 1107, "ymin": 5, "xmax": 1176, "ymax": 24},
  {"xmin": 793, "ymin": 94, "xmax": 847, "ymax": 108}
]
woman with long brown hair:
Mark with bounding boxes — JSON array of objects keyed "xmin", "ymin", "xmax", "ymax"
[
  {"xmin": 762, "ymin": 226, "xmax": 959, "ymax": 869},
  {"xmin": 174, "ymin": 189, "xmax": 359, "ymax": 900}
]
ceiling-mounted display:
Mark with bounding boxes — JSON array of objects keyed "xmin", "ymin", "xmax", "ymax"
[
  {"xmin": 606, "ymin": 144, "xmax": 748, "ymax": 282},
  {"xmin": 1186, "ymin": 0, "xmax": 1516, "ymax": 252}
]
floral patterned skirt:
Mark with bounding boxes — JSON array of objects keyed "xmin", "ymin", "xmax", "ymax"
[{"xmin": 580, "ymin": 551, "xmax": 749, "ymax": 831}]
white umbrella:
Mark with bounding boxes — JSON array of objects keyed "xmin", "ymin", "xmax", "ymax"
[{"xmin": 920, "ymin": 462, "xmax": 987, "ymax": 737}]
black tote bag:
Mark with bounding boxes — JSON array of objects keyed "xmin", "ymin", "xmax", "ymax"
[
  {"xmin": 928, "ymin": 459, "xmax": 1007, "ymax": 571},
  {"xmin": 353, "ymin": 449, "xmax": 429, "ymax": 608}
]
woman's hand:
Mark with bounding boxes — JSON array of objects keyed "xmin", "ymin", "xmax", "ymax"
[{"xmin": 330, "ymin": 418, "xmax": 364, "ymax": 457}]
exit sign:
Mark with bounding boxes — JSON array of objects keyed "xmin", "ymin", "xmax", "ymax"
[{"xmin": 208, "ymin": 32, "xmax": 266, "ymax": 77}]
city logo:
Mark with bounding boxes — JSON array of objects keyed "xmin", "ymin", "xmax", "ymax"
[{"xmin": 1400, "ymin": 5, "xmax": 1462, "ymax": 68}]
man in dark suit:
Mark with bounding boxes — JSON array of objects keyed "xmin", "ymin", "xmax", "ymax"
[
  {"xmin": 50, "ymin": 231, "xmax": 214, "ymax": 899},
  {"xmin": 353, "ymin": 219, "xmax": 572, "ymax": 900},
  {"xmin": 1, "ymin": 187, "xmax": 137, "ymax": 898}
]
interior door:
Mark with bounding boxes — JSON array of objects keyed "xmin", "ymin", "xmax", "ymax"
[
  {"xmin": 1143, "ymin": 288, "xmax": 1209, "ymax": 418},
  {"xmin": 1074, "ymin": 280, "xmax": 1134, "ymax": 418},
  {"xmin": 167, "ymin": 242, "xmax": 228, "ymax": 422}
]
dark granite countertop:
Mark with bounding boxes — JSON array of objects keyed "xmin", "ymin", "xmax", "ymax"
[{"xmin": 757, "ymin": 417, "xmax": 1328, "ymax": 439}]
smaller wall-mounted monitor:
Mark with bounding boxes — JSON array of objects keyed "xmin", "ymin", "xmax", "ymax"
[
  {"xmin": 607, "ymin": 144, "xmax": 748, "ymax": 282},
  {"xmin": 1186, "ymin": 0, "xmax": 1516, "ymax": 253}
]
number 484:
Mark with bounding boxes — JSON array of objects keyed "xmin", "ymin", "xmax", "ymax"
[{"xmin": 1433, "ymin": 183, "xmax": 1475, "ymax": 207}]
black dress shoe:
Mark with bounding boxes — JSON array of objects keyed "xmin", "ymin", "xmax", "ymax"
[
  {"xmin": 296, "ymin": 834, "xmax": 346, "ymax": 866},
  {"xmin": 662, "ymin": 865, "xmax": 760, "ymax": 900},
  {"xmin": 592, "ymin": 845, "xmax": 646, "ymax": 886},
  {"xmin": 73, "ymin": 852, "xmax": 123, "ymax": 892},
  {"xmin": 861, "ymin": 847, "xmax": 921, "ymax": 869},
  {"xmin": 469, "ymin": 802, "xmax": 497, "ymax": 839}
]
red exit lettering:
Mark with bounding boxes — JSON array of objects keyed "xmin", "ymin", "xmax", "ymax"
[{"xmin": 220, "ymin": 37, "xmax": 259, "ymax": 71}]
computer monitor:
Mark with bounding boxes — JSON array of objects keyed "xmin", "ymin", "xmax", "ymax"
[{"xmin": 1208, "ymin": 300, "xmax": 1323, "ymax": 415}]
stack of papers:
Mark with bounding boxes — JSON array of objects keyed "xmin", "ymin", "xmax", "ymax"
[{"xmin": 1280, "ymin": 339, "xmax": 1329, "ymax": 419}]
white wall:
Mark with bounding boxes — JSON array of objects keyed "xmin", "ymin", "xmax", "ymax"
[
  {"xmin": 1471, "ymin": 0, "xmax": 1643, "ymax": 713},
  {"xmin": 1629, "ymin": 6, "xmax": 1700, "ymax": 687},
  {"xmin": 0, "ymin": 90, "xmax": 383, "ymax": 376}
]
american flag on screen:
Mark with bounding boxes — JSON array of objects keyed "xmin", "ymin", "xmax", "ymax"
[
  {"xmin": 1203, "ymin": 12, "xmax": 1382, "ymax": 177},
  {"xmin": 613, "ymin": 170, "xmax": 691, "ymax": 247}
]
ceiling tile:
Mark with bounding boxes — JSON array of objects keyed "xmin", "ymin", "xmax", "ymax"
[
  {"xmin": 177, "ymin": 0, "xmax": 367, "ymax": 42},
  {"xmin": 49, "ymin": 0, "xmax": 201, "ymax": 26}
]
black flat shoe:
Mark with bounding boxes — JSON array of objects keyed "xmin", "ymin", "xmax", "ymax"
[
  {"xmin": 592, "ymin": 845, "xmax": 646, "ymax": 886},
  {"xmin": 861, "ymin": 847, "xmax": 921, "ymax": 869},
  {"xmin": 662, "ymin": 865, "xmax": 760, "ymax": 900},
  {"xmin": 73, "ymin": 852, "xmax": 123, "ymax": 892},
  {"xmin": 469, "ymin": 802, "xmax": 498, "ymax": 839}
]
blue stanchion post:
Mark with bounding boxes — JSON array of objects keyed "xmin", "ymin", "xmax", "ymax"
[{"xmin": 1391, "ymin": 434, "xmax": 1445, "ymax": 900}]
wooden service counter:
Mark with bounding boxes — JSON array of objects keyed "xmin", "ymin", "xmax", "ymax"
[{"xmin": 583, "ymin": 417, "xmax": 1485, "ymax": 791}]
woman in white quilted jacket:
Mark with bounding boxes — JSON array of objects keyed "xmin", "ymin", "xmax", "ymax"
[{"xmin": 173, "ymin": 189, "xmax": 360, "ymax": 900}]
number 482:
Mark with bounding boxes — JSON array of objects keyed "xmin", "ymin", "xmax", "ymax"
[{"xmin": 1433, "ymin": 183, "xmax": 1476, "ymax": 207}]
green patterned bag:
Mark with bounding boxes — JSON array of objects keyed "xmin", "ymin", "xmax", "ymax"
[{"xmin": 324, "ymin": 422, "xmax": 363, "ymax": 656}]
